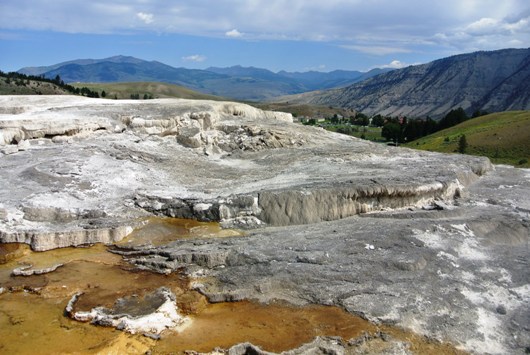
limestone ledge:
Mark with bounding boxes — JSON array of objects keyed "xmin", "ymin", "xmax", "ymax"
[
  {"xmin": 0, "ymin": 97, "xmax": 293, "ymax": 153},
  {"xmin": 134, "ymin": 175, "xmax": 478, "ymax": 227},
  {"xmin": 0, "ymin": 224, "xmax": 133, "ymax": 251},
  {"xmin": 0, "ymin": 96, "xmax": 494, "ymax": 252},
  {"xmin": 12, "ymin": 263, "xmax": 64, "ymax": 276}
]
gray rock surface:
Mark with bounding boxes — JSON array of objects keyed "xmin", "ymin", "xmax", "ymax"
[
  {"xmin": 227, "ymin": 337, "xmax": 350, "ymax": 355},
  {"xmin": 0, "ymin": 96, "xmax": 491, "ymax": 250},
  {"xmin": 0, "ymin": 95, "xmax": 528, "ymax": 354},
  {"xmin": 11, "ymin": 263, "xmax": 64, "ymax": 276},
  {"xmin": 224, "ymin": 334, "xmax": 415, "ymax": 355},
  {"xmin": 120, "ymin": 165, "xmax": 530, "ymax": 354}
]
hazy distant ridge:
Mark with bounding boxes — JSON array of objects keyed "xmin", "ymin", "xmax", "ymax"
[{"xmin": 18, "ymin": 56, "xmax": 390, "ymax": 101}]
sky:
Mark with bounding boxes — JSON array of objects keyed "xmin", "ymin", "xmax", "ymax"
[{"xmin": 0, "ymin": 0, "xmax": 529, "ymax": 73}]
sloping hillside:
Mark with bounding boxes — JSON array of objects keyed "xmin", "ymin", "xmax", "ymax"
[
  {"xmin": 285, "ymin": 48, "xmax": 530, "ymax": 118},
  {"xmin": 40, "ymin": 61, "xmax": 225, "ymax": 88},
  {"xmin": 0, "ymin": 76, "xmax": 70, "ymax": 95},
  {"xmin": 17, "ymin": 55, "xmax": 147, "ymax": 76},
  {"xmin": 75, "ymin": 82, "xmax": 225, "ymax": 101},
  {"xmin": 404, "ymin": 111, "xmax": 530, "ymax": 167}
]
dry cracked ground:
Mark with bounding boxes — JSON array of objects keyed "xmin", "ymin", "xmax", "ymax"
[{"xmin": 0, "ymin": 95, "xmax": 529, "ymax": 354}]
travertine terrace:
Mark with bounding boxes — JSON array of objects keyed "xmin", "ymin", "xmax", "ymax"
[{"xmin": 0, "ymin": 95, "xmax": 528, "ymax": 354}]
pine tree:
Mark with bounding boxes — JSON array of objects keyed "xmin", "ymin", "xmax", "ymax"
[{"xmin": 458, "ymin": 134, "xmax": 468, "ymax": 154}]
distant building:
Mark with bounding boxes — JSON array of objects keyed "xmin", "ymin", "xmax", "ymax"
[{"xmin": 299, "ymin": 117, "xmax": 325, "ymax": 124}]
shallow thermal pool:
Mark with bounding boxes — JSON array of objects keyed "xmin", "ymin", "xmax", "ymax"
[{"xmin": 0, "ymin": 218, "xmax": 462, "ymax": 354}]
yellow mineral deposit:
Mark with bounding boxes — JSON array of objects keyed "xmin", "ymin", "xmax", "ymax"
[
  {"xmin": 0, "ymin": 218, "xmax": 463, "ymax": 354},
  {"xmin": 0, "ymin": 243, "xmax": 31, "ymax": 264},
  {"xmin": 118, "ymin": 217, "xmax": 243, "ymax": 247}
]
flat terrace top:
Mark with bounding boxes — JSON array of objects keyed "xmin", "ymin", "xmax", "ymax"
[{"xmin": 0, "ymin": 96, "xmax": 489, "ymax": 230}]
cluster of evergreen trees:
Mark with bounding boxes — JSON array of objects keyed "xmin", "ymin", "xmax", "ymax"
[
  {"xmin": 0, "ymin": 71, "xmax": 101, "ymax": 98},
  {"xmin": 301, "ymin": 106, "xmax": 483, "ymax": 147},
  {"xmin": 379, "ymin": 108, "xmax": 485, "ymax": 144},
  {"xmin": 130, "ymin": 93, "xmax": 154, "ymax": 100}
]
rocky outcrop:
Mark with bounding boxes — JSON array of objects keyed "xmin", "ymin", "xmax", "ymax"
[
  {"xmin": 0, "ymin": 224, "xmax": 133, "ymax": 251},
  {"xmin": 0, "ymin": 95, "xmax": 492, "ymax": 249},
  {"xmin": 0, "ymin": 97, "xmax": 292, "ymax": 150},
  {"xmin": 256, "ymin": 180, "xmax": 461, "ymax": 226},
  {"xmin": 227, "ymin": 337, "xmax": 347, "ymax": 355},
  {"xmin": 11, "ymin": 263, "xmax": 63, "ymax": 276},
  {"xmin": 133, "ymin": 171, "xmax": 488, "ymax": 227},
  {"xmin": 66, "ymin": 287, "xmax": 188, "ymax": 335},
  {"xmin": 121, "ymin": 165, "xmax": 529, "ymax": 354},
  {"xmin": 134, "ymin": 194, "xmax": 263, "ymax": 227},
  {"xmin": 111, "ymin": 245, "xmax": 231, "ymax": 274}
]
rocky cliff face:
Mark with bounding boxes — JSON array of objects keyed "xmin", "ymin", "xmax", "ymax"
[{"xmin": 288, "ymin": 48, "xmax": 530, "ymax": 118}]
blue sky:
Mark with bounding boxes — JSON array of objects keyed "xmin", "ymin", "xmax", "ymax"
[{"xmin": 1, "ymin": 0, "xmax": 529, "ymax": 73}]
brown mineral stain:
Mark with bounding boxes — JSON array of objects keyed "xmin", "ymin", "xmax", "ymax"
[
  {"xmin": 118, "ymin": 217, "xmax": 243, "ymax": 247},
  {"xmin": 0, "ymin": 291, "xmax": 154, "ymax": 355},
  {"xmin": 0, "ymin": 256, "xmax": 197, "ymax": 354},
  {"xmin": 0, "ymin": 219, "xmax": 465, "ymax": 355},
  {"xmin": 0, "ymin": 219, "xmax": 230, "ymax": 354},
  {"xmin": 153, "ymin": 300, "xmax": 378, "ymax": 354},
  {"xmin": 153, "ymin": 300, "xmax": 465, "ymax": 355},
  {"xmin": 0, "ymin": 243, "xmax": 30, "ymax": 264}
]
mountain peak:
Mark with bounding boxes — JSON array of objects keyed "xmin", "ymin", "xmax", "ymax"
[{"xmin": 101, "ymin": 55, "xmax": 147, "ymax": 64}]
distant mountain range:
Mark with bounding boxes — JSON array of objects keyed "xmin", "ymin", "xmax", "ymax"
[
  {"xmin": 284, "ymin": 48, "xmax": 530, "ymax": 118},
  {"xmin": 17, "ymin": 49, "xmax": 530, "ymax": 116},
  {"xmin": 17, "ymin": 56, "xmax": 391, "ymax": 101}
]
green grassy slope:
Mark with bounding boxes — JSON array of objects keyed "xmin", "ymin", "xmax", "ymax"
[
  {"xmin": 0, "ymin": 76, "xmax": 70, "ymax": 95},
  {"xmin": 255, "ymin": 102, "xmax": 355, "ymax": 119},
  {"xmin": 405, "ymin": 111, "xmax": 530, "ymax": 167},
  {"xmin": 74, "ymin": 82, "xmax": 226, "ymax": 101}
]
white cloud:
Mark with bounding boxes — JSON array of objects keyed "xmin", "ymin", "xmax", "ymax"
[
  {"xmin": 182, "ymin": 54, "xmax": 206, "ymax": 62},
  {"xmin": 434, "ymin": 12, "xmax": 530, "ymax": 50},
  {"xmin": 225, "ymin": 29, "xmax": 243, "ymax": 38},
  {"xmin": 0, "ymin": 0, "xmax": 527, "ymax": 53},
  {"xmin": 465, "ymin": 18, "xmax": 502, "ymax": 35},
  {"xmin": 381, "ymin": 60, "xmax": 409, "ymax": 69},
  {"xmin": 137, "ymin": 12, "xmax": 154, "ymax": 25},
  {"xmin": 341, "ymin": 45, "xmax": 411, "ymax": 56},
  {"xmin": 505, "ymin": 16, "xmax": 530, "ymax": 32}
]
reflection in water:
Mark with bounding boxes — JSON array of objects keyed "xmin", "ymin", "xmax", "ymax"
[
  {"xmin": 0, "ymin": 218, "xmax": 462, "ymax": 354},
  {"xmin": 0, "ymin": 292, "xmax": 155, "ymax": 354},
  {"xmin": 0, "ymin": 243, "xmax": 30, "ymax": 264},
  {"xmin": 154, "ymin": 300, "xmax": 378, "ymax": 353},
  {"xmin": 0, "ymin": 245, "xmax": 160, "ymax": 354},
  {"xmin": 118, "ymin": 217, "xmax": 244, "ymax": 247}
]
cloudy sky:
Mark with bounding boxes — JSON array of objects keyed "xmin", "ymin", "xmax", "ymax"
[{"xmin": 0, "ymin": 0, "xmax": 529, "ymax": 72}]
